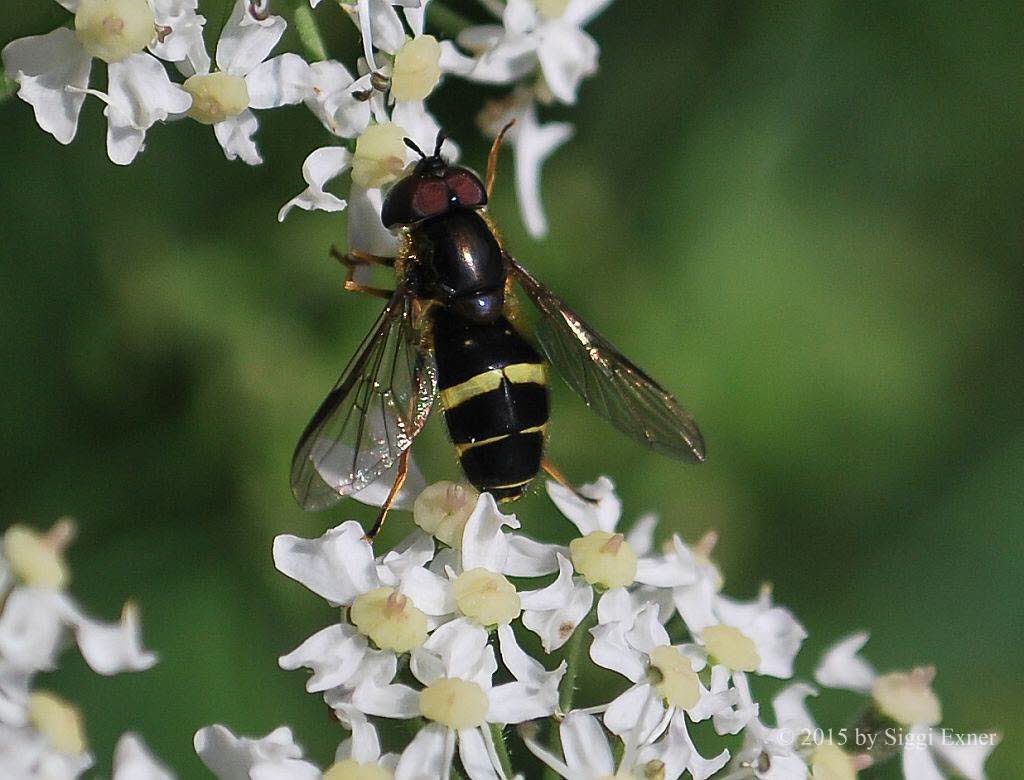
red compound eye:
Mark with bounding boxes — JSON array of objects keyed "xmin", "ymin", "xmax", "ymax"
[
  {"xmin": 411, "ymin": 178, "xmax": 450, "ymax": 219},
  {"xmin": 444, "ymin": 167, "xmax": 487, "ymax": 207}
]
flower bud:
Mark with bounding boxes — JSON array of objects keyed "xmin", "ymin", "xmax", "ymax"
[
  {"xmin": 351, "ymin": 123, "xmax": 408, "ymax": 188},
  {"xmin": 323, "ymin": 759, "xmax": 393, "ymax": 780},
  {"xmin": 452, "ymin": 567, "xmax": 521, "ymax": 627},
  {"xmin": 3, "ymin": 522, "xmax": 72, "ymax": 589},
  {"xmin": 569, "ymin": 531, "xmax": 637, "ymax": 589},
  {"xmin": 184, "ymin": 72, "xmax": 250, "ymax": 125},
  {"xmin": 701, "ymin": 624, "xmax": 760, "ymax": 672},
  {"xmin": 391, "ymin": 36, "xmax": 442, "ymax": 101},
  {"xmin": 75, "ymin": 0, "xmax": 155, "ymax": 63},
  {"xmin": 810, "ymin": 741, "xmax": 857, "ymax": 780},
  {"xmin": 648, "ymin": 645, "xmax": 700, "ymax": 710},
  {"xmin": 871, "ymin": 667, "xmax": 941, "ymax": 727},
  {"xmin": 419, "ymin": 678, "xmax": 489, "ymax": 729},
  {"xmin": 350, "ymin": 587, "xmax": 427, "ymax": 652},
  {"xmin": 414, "ymin": 481, "xmax": 479, "ymax": 548},
  {"xmin": 28, "ymin": 691, "xmax": 88, "ymax": 755}
]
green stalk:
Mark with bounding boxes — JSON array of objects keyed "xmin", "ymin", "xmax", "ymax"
[
  {"xmin": 541, "ymin": 606, "xmax": 598, "ymax": 780},
  {"xmin": 489, "ymin": 722, "xmax": 515, "ymax": 778},
  {"xmin": 293, "ymin": 4, "xmax": 329, "ymax": 62}
]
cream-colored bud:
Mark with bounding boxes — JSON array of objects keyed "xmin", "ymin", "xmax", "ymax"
[
  {"xmin": 419, "ymin": 678, "xmax": 489, "ymax": 729},
  {"xmin": 648, "ymin": 645, "xmax": 700, "ymax": 710},
  {"xmin": 569, "ymin": 531, "xmax": 637, "ymax": 589},
  {"xmin": 183, "ymin": 72, "xmax": 250, "ymax": 125},
  {"xmin": 351, "ymin": 123, "xmax": 408, "ymax": 188},
  {"xmin": 810, "ymin": 741, "xmax": 857, "ymax": 780},
  {"xmin": 323, "ymin": 759, "xmax": 393, "ymax": 780},
  {"xmin": 350, "ymin": 587, "xmax": 428, "ymax": 652},
  {"xmin": 536, "ymin": 0, "xmax": 570, "ymax": 20},
  {"xmin": 452, "ymin": 567, "xmax": 521, "ymax": 626},
  {"xmin": 414, "ymin": 481, "xmax": 479, "ymax": 548},
  {"xmin": 701, "ymin": 624, "xmax": 760, "ymax": 672},
  {"xmin": 391, "ymin": 36, "xmax": 442, "ymax": 101},
  {"xmin": 28, "ymin": 691, "xmax": 87, "ymax": 756},
  {"xmin": 3, "ymin": 522, "xmax": 72, "ymax": 589},
  {"xmin": 871, "ymin": 668, "xmax": 941, "ymax": 727},
  {"xmin": 75, "ymin": 0, "xmax": 155, "ymax": 63}
]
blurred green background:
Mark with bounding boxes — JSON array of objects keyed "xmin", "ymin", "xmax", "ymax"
[{"xmin": 1, "ymin": 0, "xmax": 1020, "ymax": 776}]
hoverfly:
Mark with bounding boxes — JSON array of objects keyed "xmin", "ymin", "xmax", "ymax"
[{"xmin": 291, "ymin": 127, "xmax": 705, "ymax": 537}]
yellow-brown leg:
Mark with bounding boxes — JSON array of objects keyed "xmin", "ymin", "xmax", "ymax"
[
  {"xmin": 364, "ymin": 449, "xmax": 411, "ymax": 541},
  {"xmin": 541, "ymin": 458, "xmax": 599, "ymax": 504},
  {"xmin": 330, "ymin": 245, "xmax": 395, "ymax": 299},
  {"xmin": 486, "ymin": 120, "xmax": 516, "ymax": 199}
]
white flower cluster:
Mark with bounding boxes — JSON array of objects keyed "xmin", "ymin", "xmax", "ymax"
[
  {"xmin": 196, "ymin": 477, "xmax": 1001, "ymax": 779},
  {"xmin": 0, "ymin": 519, "xmax": 170, "ymax": 779},
  {"xmin": 3, "ymin": 0, "xmax": 610, "ymax": 238}
]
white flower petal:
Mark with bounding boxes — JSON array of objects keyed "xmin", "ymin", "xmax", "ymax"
[
  {"xmin": 461, "ymin": 493, "xmax": 517, "ymax": 572},
  {"xmin": 626, "ymin": 514, "xmax": 658, "ymax": 557},
  {"xmin": 107, "ymin": 53, "xmax": 192, "ymax": 128},
  {"xmin": 394, "ymin": 724, "xmax": 451, "ymax": 780},
  {"xmin": 771, "ymin": 682, "xmax": 817, "ymax": 733},
  {"xmin": 535, "ymin": 22, "xmax": 598, "ymax": 104},
  {"xmin": 278, "ymin": 623, "xmax": 369, "ymax": 692},
  {"xmin": 273, "ymin": 520, "xmax": 378, "ymax": 606},
  {"xmin": 194, "ymin": 725, "xmax": 319, "ymax": 780},
  {"xmin": 520, "ymin": 557, "xmax": 593, "ymax": 653},
  {"xmin": 520, "ymin": 722, "xmax": 572, "ymax": 778},
  {"xmin": 2, "ymin": 28, "xmax": 91, "ymax": 144},
  {"xmin": 216, "ymin": 0, "xmax": 287, "ymax": 76},
  {"xmin": 589, "ymin": 620, "xmax": 645, "ymax": 683},
  {"xmin": 306, "ymin": 64, "xmax": 372, "ymax": 138},
  {"xmin": 603, "ymin": 684, "xmax": 662, "ymax": 741},
  {"xmin": 502, "ymin": 534, "xmax": 562, "ymax": 577},
  {"xmin": 0, "ymin": 663, "xmax": 31, "ymax": 727},
  {"xmin": 246, "ymin": 53, "xmax": 311, "ymax": 109},
  {"xmin": 278, "ymin": 146, "xmax": 352, "ymax": 221},
  {"xmin": 931, "ymin": 729, "xmax": 1000, "ymax": 780},
  {"xmin": 73, "ymin": 602, "xmax": 158, "ymax": 675},
  {"xmin": 417, "ymin": 618, "xmax": 490, "ymax": 682},
  {"xmin": 672, "ymin": 575, "xmax": 718, "ymax": 634},
  {"xmin": 106, "ymin": 124, "xmax": 147, "ymax": 166},
  {"xmin": 347, "ymin": 184, "xmax": 400, "ymax": 256},
  {"xmin": 626, "ymin": 603, "xmax": 671, "ymax": 655},
  {"xmin": 901, "ymin": 729, "xmax": 945, "ymax": 780},
  {"xmin": 458, "ymin": 727, "xmax": 500, "ymax": 780},
  {"xmin": 546, "ymin": 476, "xmax": 620, "ymax": 535},
  {"xmin": 715, "ymin": 593, "xmax": 806, "ymax": 678},
  {"xmin": 399, "ymin": 566, "xmax": 453, "ymax": 616},
  {"xmin": 487, "ymin": 680, "xmax": 558, "ymax": 724},
  {"xmin": 560, "ymin": 712, "xmax": 614, "ymax": 776},
  {"xmin": 149, "ymin": 0, "xmax": 210, "ymax": 73},
  {"xmin": 213, "ymin": 109, "xmax": 262, "ymax": 164},
  {"xmin": 813, "ymin": 631, "xmax": 876, "ymax": 693},
  {"xmin": 352, "ymin": 680, "xmax": 420, "ymax": 719},
  {"xmin": 112, "ymin": 733, "xmax": 174, "ymax": 780},
  {"xmin": 563, "ymin": 0, "xmax": 615, "ymax": 27},
  {"xmin": 391, "ymin": 99, "xmax": 457, "ymax": 161},
  {"xmin": 0, "ymin": 588, "xmax": 75, "ymax": 672},
  {"xmin": 358, "ymin": 0, "xmax": 407, "ymax": 57}
]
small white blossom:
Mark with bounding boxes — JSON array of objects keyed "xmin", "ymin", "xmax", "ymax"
[
  {"xmin": 1, "ymin": 0, "xmax": 201, "ymax": 164},
  {"xmin": 443, "ymin": 0, "xmax": 613, "ymax": 105},
  {"xmin": 182, "ymin": 0, "xmax": 310, "ymax": 165},
  {"xmin": 194, "ymin": 724, "xmax": 320, "ymax": 779},
  {"xmin": 325, "ymin": 704, "xmax": 399, "ymax": 777},
  {"xmin": 112, "ymin": 732, "xmax": 175, "ymax": 780}
]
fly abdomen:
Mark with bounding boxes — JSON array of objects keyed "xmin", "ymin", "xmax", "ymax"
[{"xmin": 432, "ymin": 309, "xmax": 549, "ymax": 501}]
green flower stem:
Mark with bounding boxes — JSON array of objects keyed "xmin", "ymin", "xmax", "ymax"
[
  {"xmin": 489, "ymin": 722, "xmax": 515, "ymax": 777},
  {"xmin": 293, "ymin": 4, "xmax": 328, "ymax": 62},
  {"xmin": 426, "ymin": 2, "xmax": 474, "ymax": 38},
  {"xmin": 541, "ymin": 605, "xmax": 598, "ymax": 780}
]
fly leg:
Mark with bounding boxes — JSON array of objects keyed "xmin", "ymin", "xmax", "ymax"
[
  {"xmin": 330, "ymin": 245, "xmax": 395, "ymax": 299},
  {"xmin": 541, "ymin": 458, "xmax": 600, "ymax": 504},
  {"xmin": 364, "ymin": 448, "xmax": 411, "ymax": 542},
  {"xmin": 485, "ymin": 120, "xmax": 516, "ymax": 199}
]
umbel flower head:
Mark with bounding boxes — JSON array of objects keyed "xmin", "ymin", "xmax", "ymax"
[{"xmin": 197, "ymin": 473, "xmax": 1001, "ymax": 779}]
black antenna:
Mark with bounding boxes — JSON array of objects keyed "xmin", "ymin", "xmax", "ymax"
[
  {"xmin": 433, "ymin": 130, "xmax": 446, "ymax": 158},
  {"xmin": 403, "ymin": 137, "xmax": 425, "ymax": 158}
]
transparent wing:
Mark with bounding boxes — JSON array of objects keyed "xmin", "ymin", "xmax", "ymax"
[
  {"xmin": 508, "ymin": 257, "xmax": 706, "ymax": 462},
  {"xmin": 290, "ymin": 292, "xmax": 437, "ymax": 511}
]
